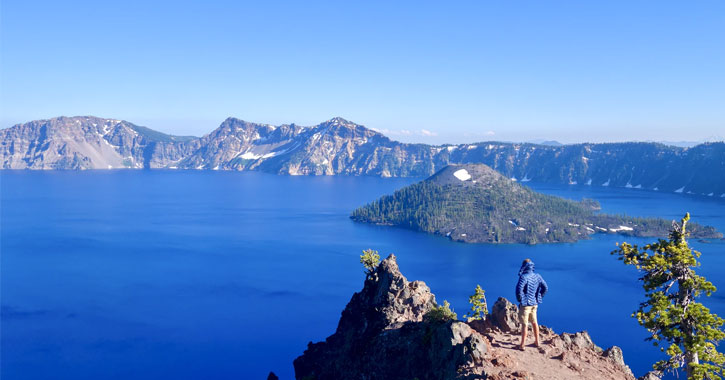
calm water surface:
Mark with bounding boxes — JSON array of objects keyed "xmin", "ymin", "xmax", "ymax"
[{"xmin": 2, "ymin": 171, "xmax": 724, "ymax": 379}]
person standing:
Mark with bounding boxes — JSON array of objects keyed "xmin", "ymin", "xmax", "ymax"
[{"xmin": 516, "ymin": 258, "xmax": 548, "ymax": 350}]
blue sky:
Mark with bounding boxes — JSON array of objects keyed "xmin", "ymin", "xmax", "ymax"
[{"xmin": 1, "ymin": 0, "xmax": 723, "ymax": 144}]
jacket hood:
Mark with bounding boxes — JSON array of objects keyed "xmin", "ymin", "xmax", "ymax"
[{"xmin": 518, "ymin": 260, "xmax": 535, "ymax": 276}]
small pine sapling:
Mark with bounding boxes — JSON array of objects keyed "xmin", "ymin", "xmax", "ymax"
[
  {"xmin": 463, "ymin": 284, "xmax": 488, "ymax": 321},
  {"xmin": 360, "ymin": 249, "xmax": 381, "ymax": 280}
]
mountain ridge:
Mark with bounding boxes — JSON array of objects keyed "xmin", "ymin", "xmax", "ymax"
[{"xmin": 2, "ymin": 116, "xmax": 724, "ymax": 196}]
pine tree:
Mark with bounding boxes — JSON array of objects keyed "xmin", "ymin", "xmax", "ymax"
[
  {"xmin": 463, "ymin": 284, "xmax": 488, "ymax": 321},
  {"xmin": 612, "ymin": 213, "xmax": 725, "ymax": 379}
]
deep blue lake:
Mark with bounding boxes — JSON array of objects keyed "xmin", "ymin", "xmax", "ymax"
[{"xmin": 2, "ymin": 171, "xmax": 724, "ymax": 379}]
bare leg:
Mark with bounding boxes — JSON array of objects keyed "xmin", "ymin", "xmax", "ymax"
[
  {"xmin": 533, "ymin": 322, "xmax": 540, "ymax": 347},
  {"xmin": 520, "ymin": 323, "xmax": 527, "ymax": 349}
]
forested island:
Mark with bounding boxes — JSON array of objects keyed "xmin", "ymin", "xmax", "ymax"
[{"xmin": 350, "ymin": 164, "xmax": 722, "ymax": 244}]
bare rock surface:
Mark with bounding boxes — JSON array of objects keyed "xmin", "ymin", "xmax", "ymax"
[
  {"xmin": 293, "ymin": 254, "xmax": 649, "ymax": 380},
  {"xmin": 0, "ymin": 116, "xmax": 198, "ymax": 169}
]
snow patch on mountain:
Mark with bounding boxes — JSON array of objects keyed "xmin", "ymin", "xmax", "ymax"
[
  {"xmin": 239, "ymin": 152, "xmax": 262, "ymax": 160},
  {"xmin": 453, "ymin": 169, "xmax": 471, "ymax": 181}
]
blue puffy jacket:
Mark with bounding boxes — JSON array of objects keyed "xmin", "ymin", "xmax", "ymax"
[{"xmin": 516, "ymin": 260, "xmax": 548, "ymax": 307}]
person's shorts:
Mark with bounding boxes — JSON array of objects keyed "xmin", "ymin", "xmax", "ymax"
[{"xmin": 520, "ymin": 305, "xmax": 538, "ymax": 326}]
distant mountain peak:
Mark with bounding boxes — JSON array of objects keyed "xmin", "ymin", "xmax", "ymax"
[
  {"xmin": 221, "ymin": 117, "xmax": 257, "ymax": 126},
  {"xmin": 324, "ymin": 116, "xmax": 356, "ymax": 126}
]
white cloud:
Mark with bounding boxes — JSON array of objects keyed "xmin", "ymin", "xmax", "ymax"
[{"xmin": 371, "ymin": 128, "xmax": 437, "ymax": 137}]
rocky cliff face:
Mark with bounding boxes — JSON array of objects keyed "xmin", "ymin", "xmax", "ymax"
[
  {"xmin": 171, "ymin": 116, "xmax": 446, "ymax": 177},
  {"xmin": 293, "ymin": 254, "xmax": 487, "ymax": 379},
  {"xmin": 450, "ymin": 141, "xmax": 725, "ymax": 197},
  {"xmin": 293, "ymin": 254, "xmax": 659, "ymax": 380},
  {"xmin": 3, "ymin": 116, "xmax": 723, "ymax": 197},
  {"xmin": 0, "ymin": 116, "xmax": 198, "ymax": 169}
]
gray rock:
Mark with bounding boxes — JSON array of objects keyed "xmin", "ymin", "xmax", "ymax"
[
  {"xmin": 638, "ymin": 371, "xmax": 661, "ymax": 380},
  {"xmin": 604, "ymin": 346, "xmax": 634, "ymax": 377},
  {"xmin": 561, "ymin": 331, "xmax": 596, "ymax": 350},
  {"xmin": 489, "ymin": 297, "xmax": 520, "ymax": 332}
]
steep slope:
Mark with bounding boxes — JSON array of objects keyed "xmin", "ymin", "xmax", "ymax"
[
  {"xmin": 173, "ymin": 117, "xmax": 304, "ymax": 170},
  {"xmin": 174, "ymin": 117, "xmax": 440, "ymax": 176},
  {"xmin": 451, "ymin": 141, "xmax": 725, "ymax": 196},
  {"xmin": 351, "ymin": 164, "xmax": 721, "ymax": 244},
  {"xmin": 2, "ymin": 116, "xmax": 724, "ymax": 197},
  {"xmin": 0, "ymin": 116, "xmax": 199, "ymax": 169},
  {"xmin": 294, "ymin": 254, "xmax": 655, "ymax": 380}
]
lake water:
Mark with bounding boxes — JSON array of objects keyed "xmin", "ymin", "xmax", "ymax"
[{"xmin": 2, "ymin": 171, "xmax": 724, "ymax": 379}]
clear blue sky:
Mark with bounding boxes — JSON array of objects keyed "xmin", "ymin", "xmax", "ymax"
[{"xmin": 2, "ymin": 0, "xmax": 723, "ymax": 144}]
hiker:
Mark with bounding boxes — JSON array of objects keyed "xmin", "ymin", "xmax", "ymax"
[{"xmin": 516, "ymin": 258, "xmax": 548, "ymax": 350}]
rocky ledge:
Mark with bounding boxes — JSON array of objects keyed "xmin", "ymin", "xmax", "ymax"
[{"xmin": 293, "ymin": 254, "xmax": 659, "ymax": 380}]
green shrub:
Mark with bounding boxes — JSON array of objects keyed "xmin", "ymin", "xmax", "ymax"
[
  {"xmin": 360, "ymin": 249, "xmax": 381, "ymax": 278},
  {"xmin": 424, "ymin": 300, "xmax": 457, "ymax": 323}
]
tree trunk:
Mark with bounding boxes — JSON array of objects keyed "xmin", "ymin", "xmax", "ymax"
[
  {"xmin": 686, "ymin": 350, "xmax": 699, "ymax": 378},
  {"xmin": 680, "ymin": 285, "xmax": 697, "ymax": 379}
]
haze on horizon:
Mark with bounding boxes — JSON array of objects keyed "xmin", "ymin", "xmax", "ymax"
[{"xmin": 1, "ymin": 1, "xmax": 723, "ymax": 145}]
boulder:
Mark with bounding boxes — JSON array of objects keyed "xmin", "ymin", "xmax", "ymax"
[
  {"xmin": 489, "ymin": 297, "xmax": 520, "ymax": 332},
  {"xmin": 638, "ymin": 371, "xmax": 661, "ymax": 380},
  {"xmin": 604, "ymin": 346, "xmax": 634, "ymax": 377},
  {"xmin": 561, "ymin": 331, "xmax": 597, "ymax": 350}
]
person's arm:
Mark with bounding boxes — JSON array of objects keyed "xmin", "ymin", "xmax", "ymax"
[
  {"xmin": 516, "ymin": 276, "xmax": 525, "ymax": 304},
  {"xmin": 538, "ymin": 274, "xmax": 548, "ymax": 297}
]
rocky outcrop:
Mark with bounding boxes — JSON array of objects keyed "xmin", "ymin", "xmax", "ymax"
[
  {"xmin": 293, "ymin": 254, "xmax": 487, "ymax": 379},
  {"xmin": 294, "ymin": 254, "xmax": 650, "ymax": 380}
]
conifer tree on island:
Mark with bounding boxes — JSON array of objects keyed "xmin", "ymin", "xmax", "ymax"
[{"xmin": 612, "ymin": 213, "xmax": 725, "ymax": 379}]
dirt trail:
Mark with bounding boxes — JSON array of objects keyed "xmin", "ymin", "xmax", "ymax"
[{"xmin": 474, "ymin": 324, "xmax": 638, "ymax": 380}]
